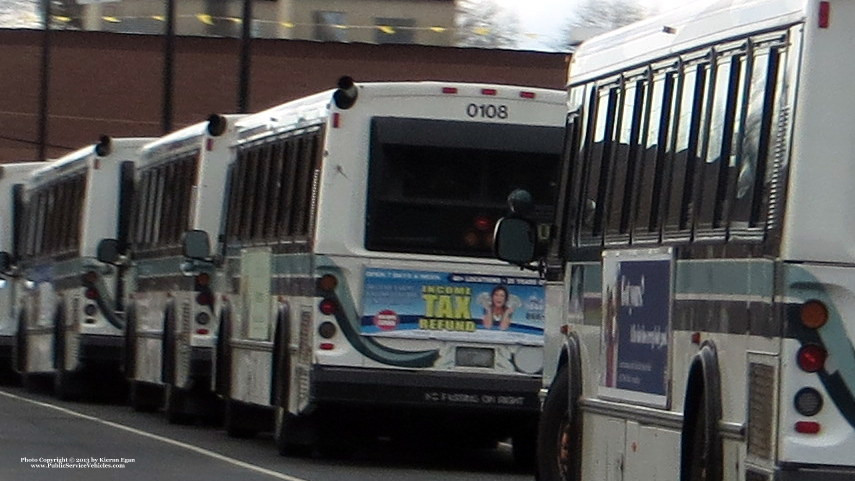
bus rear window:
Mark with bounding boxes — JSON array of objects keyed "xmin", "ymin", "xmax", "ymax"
[{"xmin": 366, "ymin": 117, "xmax": 562, "ymax": 257}]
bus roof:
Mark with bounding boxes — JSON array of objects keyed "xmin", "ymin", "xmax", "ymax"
[
  {"xmin": 29, "ymin": 137, "xmax": 150, "ymax": 186},
  {"xmin": 569, "ymin": 0, "xmax": 808, "ymax": 84},
  {"xmin": 139, "ymin": 114, "xmax": 244, "ymax": 165},
  {"xmin": 236, "ymin": 81, "xmax": 566, "ymax": 142},
  {"xmin": 0, "ymin": 162, "xmax": 43, "ymax": 182}
]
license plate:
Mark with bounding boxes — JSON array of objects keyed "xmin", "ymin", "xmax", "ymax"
[{"xmin": 455, "ymin": 347, "xmax": 495, "ymax": 368}]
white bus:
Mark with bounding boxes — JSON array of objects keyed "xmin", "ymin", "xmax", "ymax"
[
  {"xmin": 5, "ymin": 137, "xmax": 150, "ymax": 400},
  {"xmin": 99, "ymin": 115, "xmax": 242, "ymax": 422},
  {"xmin": 0, "ymin": 162, "xmax": 45, "ymax": 383},
  {"xmin": 493, "ymin": 1, "xmax": 855, "ymax": 480},
  {"xmin": 181, "ymin": 78, "xmax": 565, "ymax": 460}
]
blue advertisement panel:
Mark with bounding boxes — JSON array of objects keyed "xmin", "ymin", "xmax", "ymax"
[
  {"xmin": 601, "ymin": 249, "xmax": 672, "ymax": 407},
  {"xmin": 360, "ymin": 268, "xmax": 545, "ymax": 341}
]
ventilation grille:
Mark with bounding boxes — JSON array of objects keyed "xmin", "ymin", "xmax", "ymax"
[{"xmin": 747, "ymin": 362, "xmax": 775, "ymax": 459}]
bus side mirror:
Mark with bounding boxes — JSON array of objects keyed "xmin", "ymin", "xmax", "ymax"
[
  {"xmin": 0, "ymin": 251, "xmax": 11, "ymax": 273},
  {"xmin": 182, "ymin": 230, "xmax": 211, "ymax": 260},
  {"xmin": 493, "ymin": 217, "xmax": 538, "ymax": 266},
  {"xmin": 96, "ymin": 238, "xmax": 120, "ymax": 264}
]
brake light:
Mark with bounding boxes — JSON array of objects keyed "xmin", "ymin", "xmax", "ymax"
[
  {"xmin": 319, "ymin": 299, "xmax": 337, "ymax": 315},
  {"xmin": 481, "ymin": 88, "xmax": 497, "ymax": 96},
  {"xmin": 797, "ymin": 344, "xmax": 827, "ymax": 373},
  {"xmin": 84, "ymin": 288, "xmax": 99, "ymax": 300},
  {"xmin": 474, "ymin": 216, "xmax": 492, "ymax": 232},
  {"xmin": 819, "ymin": 1, "xmax": 830, "ymax": 28},
  {"xmin": 332, "ymin": 112, "xmax": 341, "ymax": 128},
  {"xmin": 81, "ymin": 271, "xmax": 98, "ymax": 285},
  {"xmin": 319, "ymin": 342, "xmax": 335, "ymax": 350},
  {"xmin": 195, "ymin": 328, "xmax": 210, "ymax": 335},
  {"xmin": 794, "ymin": 421, "xmax": 821, "ymax": 434},
  {"xmin": 519, "ymin": 91, "xmax": 536, "ymax": 99},
  {"xmin": 196, "ymin": 291, "xmax": 213, "ymax": 306},
  {"xmin": 195, "ymin": 273, "xmax": 211, "ymax": 288},
  {"xmin": 442, "ymin": 87, "xmax": 458, "ymax": 94}
]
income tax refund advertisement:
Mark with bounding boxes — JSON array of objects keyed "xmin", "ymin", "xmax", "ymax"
[{"xmin": 360, "ymin": 268, "xmax": 545, "ymax": 342}]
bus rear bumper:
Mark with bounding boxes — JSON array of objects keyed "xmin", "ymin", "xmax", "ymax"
[
  {"xmin": 78, "ymin": 334, "xmax": 123, "ymax": 364},
  {"xmin": 771, "ymin": 464, "xmax": 855, "ymax": 481},
  {"xmin": 311, "ymin": 365, "xmax": 540, "ymax": 412}
]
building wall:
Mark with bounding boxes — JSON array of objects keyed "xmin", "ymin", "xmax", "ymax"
[{"xmin": 0, "ymin": 29, "xmax": 567, "ymax": 162}]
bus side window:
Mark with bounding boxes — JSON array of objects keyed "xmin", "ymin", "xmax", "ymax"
[
  {"xmin": 696, "ymin": 53, "xmax": 745, "ymax": 233},
  {"xmin": 664, "ymin": 62, "xmax": 709, "ymax": 236},
  {"xmin": 730, "ymin": 48, "xmax": 779, "ymax": 231}
]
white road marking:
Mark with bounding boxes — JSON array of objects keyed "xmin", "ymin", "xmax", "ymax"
[{"xmin": 0, "ymin": 389, "xmax": 310, "ymax": 481}]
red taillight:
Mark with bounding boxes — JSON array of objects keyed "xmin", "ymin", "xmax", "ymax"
[
  {"xmin": 195, "ymin": 328, "xmax": 210, "ymax": 335},
  {"xmin": 442, "ymin": 87, "xmax": 458, "ymax": 94},
  {"xmin": 794, "ymin": 421, "xmax": 821, "ymax": 434},
  {"xmin": 797, "ymin": 344, "xmax": 827, "ymax": 373},
  {"xmin": 481, "ymin": 88, "xmax": 497, "ymax": 96},
  {"xmin": 82, "ymin": 271, "xmax": 98, "ymax": 285},
  {"xmin": 195, "ymin": 273, "xmax": 211, "ymax": 287},
  {"xmin": 332, "ymin": 112, "xmax": 341, "ymax": 128},
  {"xmin": 474, "ymin": 216, "xmax": 492, "ymax": 232},
  {"xmin": 319, "ymin": 299, "xmax": 337, "ymax": 315},
  {"xmin": 519, "ymin": 91, "xmax": 536, "ymax": 99},
  {"xmin": 319, "ymin": 342, "xmax": 335, "ymax": 350},
  {"xmin": 84, "ymin": 288, "xmax": 99, "ymax": 300},
  {"xmin": 819, "ymin": 1, "xmax": 830, "ymax": 28},
  {"xmin": 196, "ymin": 291, "xmax": 213, "ymax": 306}
]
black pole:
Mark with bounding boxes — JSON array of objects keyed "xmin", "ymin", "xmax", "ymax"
[
  {"xmin": 37, "ymin": 0, "xmax": 52, "ymax": 160},
  {"xmin": 238, "ymin": 0, "xmax": 252, "ymax": 113},
  {"xmin": 162, "ymin": 0, "xmax": 175, "ymax": 133}
]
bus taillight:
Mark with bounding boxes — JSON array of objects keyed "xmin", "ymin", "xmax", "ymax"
[
  {"xmin": 317, "ymin": 274, "xmax": 338, "ymax": 292},
  {"xmin": 481, "ymin": 88, "xmax": 498, "ymax": 96},
  {"xmin": 519, "ymin": 91, "xmax": 536, "ymax": 99},
  {"xmin": 800, "ymin": 300, "xmax": 828, "ymax": 329},
  {"xmin": 797, "ymin": 344, "xmax": 827, "ymax": 373},
  {"xmin": 794, "ymin": 421, "xmax": 821, "ymax": 434},
  {"xmin": 319, "ymin": 299, "xmax": 337, "ymax": 315},
  {"xmin": 84, "ymin": 287, "xmax": 99, "ymax": 300},
  {"xmin": 442, "ymin": 87, "xmax": 458, "ymax": 94}
]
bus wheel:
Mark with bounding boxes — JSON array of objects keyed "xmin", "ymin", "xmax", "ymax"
[
  {"xmin": 512, "ymin": 423, "xmax": 537, "ymax": 470},
  {"xmin": 53, "ymin": 306, "xmax": 80, "ymax": 401},
  {"xmin": 536, "ymin": 364, "xmax": 577, "ymax": 481},
  {"xmin": 274, "ymin": 407, "xmax": 313, "ymax": 457},
  {"xmin": 123, "ymin": 302, "xmax": 137, "ymax": 381},
  {"xmin": 680, "ymin": 344, "xmax": 722, "ymax": 481},
  {"xmin": 224, "ymin": 398, "xmax": 258, "ymax": 438}
]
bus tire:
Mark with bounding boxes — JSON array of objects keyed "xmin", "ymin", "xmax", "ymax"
[
  {"xmin": 165, "ymin": 383, "xmax": 194, "ymax": 425},
  {"xmin": 13, "ymin": 309, "xmax": 27, "ymax": 375},
  {"xmin": 274, "ymin": 407, "xmax": 314, "ymax": 457},
  {"xmin": 512, "ymin": 422, "xmax": 538, "ymax": 470},
  {"xmin": 160, "ymin": 305, "xmax": 176, "ymax": 385},
  {"xmin": 680, "ymin": 343, "xmax": 722, "ymax": 481},
  {"xmin": 123, "ymin": 302, "xmax": 137, "ymax": 381},
  {"xmin": 537, "ymin": 335, "xmax": 582, "ymax": 481},
  {"xmin": 52, "ymin": 304, "xmax": 80, "ymax": 401},
  {"xmin": 224, "ymin": 398, "xmax": 257, "ymax": 438},
  {"xmin": 129, "ymin": 380, "xmax": 161, "ymax": 412},
  {"xmin": 214, "ymin": 308, "xmax": 231, "ymax": 398}
]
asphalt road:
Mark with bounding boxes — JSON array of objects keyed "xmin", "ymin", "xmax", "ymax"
[{"xmin": 0, "ymin": 383, "xmax": 532, "ymax": 481}]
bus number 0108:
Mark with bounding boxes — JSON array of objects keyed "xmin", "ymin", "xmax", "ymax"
[{"xmin": 466, "ymin": 104, "xmax": 509, "ymax": 119}]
